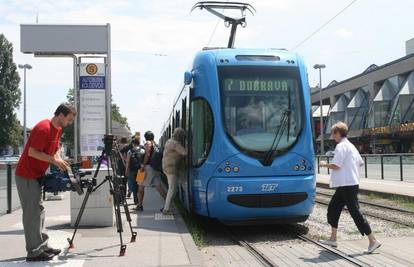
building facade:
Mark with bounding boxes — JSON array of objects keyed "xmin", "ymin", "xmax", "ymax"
[{"xmin": 312, "ymin": 41, "xmax": 414, "ymax": 154}]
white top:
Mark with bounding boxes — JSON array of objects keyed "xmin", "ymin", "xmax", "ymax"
[{"xmin": 330, "ymin": 138, "xmax": 364, "ymax": 188}]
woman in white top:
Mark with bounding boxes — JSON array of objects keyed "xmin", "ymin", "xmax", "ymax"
[{"xmin": 319, "ymin": 122, "xmax": 381, "ymax": 254}]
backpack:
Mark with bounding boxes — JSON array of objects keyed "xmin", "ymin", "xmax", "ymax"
[
  {"xmin": 150, "ymin": 143, "xmax": 163, "ymax": 172},
  {"xmin": 129, "ymin": 146, "xmax": 143, "ymax": 172}
]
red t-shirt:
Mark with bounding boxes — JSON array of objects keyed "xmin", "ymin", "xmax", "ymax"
[{"xmin": 15, "ymin": 119, "xmax": 62, "ymax": 179}]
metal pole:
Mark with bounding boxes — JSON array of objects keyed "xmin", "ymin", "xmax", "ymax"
[
  {"xmin": 317, "ymin": 156, "xmax": 320, "ymax": 174},
  {"xmin": 380, "ymin": 156, "xmax": 384, "ymax": 180},
  {"xmin": 327, "ymin": 156, "xmax": 330, "ymax": 175},
  {"xmin": 400, "ymin": 155, "xmax": 403, "ymax": 181},
  {"xmin": 106, "ymin": 23, "xmax": 112, "ymax": 134},
  {"xmin": 23, "ymin": 68, "xmax": 27, "ymax": 146},
  {"xmin": 319, "ymin": 68, "xmax": 324, "ymax": 155},
  {"xmin": 7, "ymin": 164, "xmax": 12, "ymax": 214},
  {"xmin": 364, "ymin": 156, "xmax": 368, "ymax": 178},
  {"xmin": 73, "ymin": 55, "xmax": 79, "ymax": 161}
]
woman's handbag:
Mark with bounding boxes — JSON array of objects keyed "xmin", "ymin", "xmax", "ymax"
[{"xmin": 136, "ymin": 170, "xmax": 145, "ymax": 184}]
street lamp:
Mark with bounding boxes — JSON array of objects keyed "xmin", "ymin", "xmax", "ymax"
[
  {"xmin": 18, "ymin": 64, "xmax": 32, "ymax": 146},
  {"xmin": 313, "ymin": 64, "xmax": 326, "ymax": 155}
]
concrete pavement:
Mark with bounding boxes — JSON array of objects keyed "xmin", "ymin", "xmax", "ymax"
[
  {"xmin": 0, "ymin": 187, "xmax": 201, "ymax": 267},
  {"xmin": 317, "ymin": 174, "xmax": 414, "ymax": 199}
]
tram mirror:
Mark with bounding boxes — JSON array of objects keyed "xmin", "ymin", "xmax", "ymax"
[{"xmin": 184, "ymin": 71, "xmax": 193, "ymax": 85}]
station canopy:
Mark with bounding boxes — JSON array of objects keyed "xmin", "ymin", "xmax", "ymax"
[
  {"xmin": 390, "ymin": 72, "xmax": 414, "ymax": 125},
  {"xmin": 369, "ymin": 76, "xmax": 400, "ymax": 127},
  {"xmin": 312, "ymin": 105, "xmax": 330, "ymax": 117},
  {"xmin": 346, "ymin": 86, "xmax": 370, "ymax": 130}
]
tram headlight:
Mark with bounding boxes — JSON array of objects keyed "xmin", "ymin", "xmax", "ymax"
[
  {"xmin": 224, "ymin": 166, "xmax": 231, "ymax": 173},
  {"xmin": 294, "ymin": 165, "xmax": 300, "ymax": 171},
  {"xmin": 300, "ymin": 165, "xmax": 306, "ymax": 171}
]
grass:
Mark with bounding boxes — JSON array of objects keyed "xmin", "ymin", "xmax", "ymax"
[
  {"xmin": 391, "ymin": 223, "xmax": 408, "ymax": 229},
  {"xmin": 173, "ymin": 198, "xmax": 206, "ymax": 247},
  {"xmin": 363, "ymin": 192, "xmax": 414, "ymax": 211},
  {"xmin": 160, "ymin": 174, "xmax": 206, "ymax": 247}
]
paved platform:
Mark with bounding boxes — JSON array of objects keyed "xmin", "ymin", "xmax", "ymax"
[
  {"xmin": 317, "ymin": 174, "xmax": 414, "ymax": 199},
  {"xmin": 339, "ymin": 236, "xmax": 414, "ymax": 266},
  {"xmin": 0, "ymin": 187, "xmax": 201, "ymax": 266}
]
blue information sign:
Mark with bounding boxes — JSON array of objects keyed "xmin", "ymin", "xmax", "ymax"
[{"xmin": 80, "ymin": 76, "xmax": 105, "ymax": 90}]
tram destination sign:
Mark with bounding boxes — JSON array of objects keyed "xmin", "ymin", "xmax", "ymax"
[{"xmin": 224, "ymin": 78, "xmax": 294, "ymax": 93}]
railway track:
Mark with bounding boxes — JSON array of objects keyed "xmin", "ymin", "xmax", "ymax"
[
  {"xmin": 316, "ymin": 190, "xmax": 414, "ymax": 227},
  {"xmin": 224, "ymin": 226, "xmax": 278, "ymax": 267},
  {"xmin": 317, "ymin": 190, "xmax": 414, "ymax": 214},
  {"xmin": 224, "ymin": 224, "xmax": 369, "ymax": 266},
  {"xmin": 283, "ymin": 224, "xmax": 368, "ymax": 267}
]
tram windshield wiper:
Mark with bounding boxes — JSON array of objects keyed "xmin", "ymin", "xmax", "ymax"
[
  {"xmin": 262, "ymin": 87, "xmax": 292, "ymax": 166},
  {"xmin": 261, "ymin": 109, "xmax": 291, "ymax": 166}
]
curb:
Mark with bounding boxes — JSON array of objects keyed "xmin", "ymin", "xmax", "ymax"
[
  {"xmin": 317, "ymin": 182, "xmax": 414, "ymax": 202},
  {"xmin": 159, "ymin": 181, "xmax": 202, "ymax": 267}
]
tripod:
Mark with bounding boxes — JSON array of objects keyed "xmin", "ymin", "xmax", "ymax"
[{"xmin": 67, "ymin": 139, "xmax": 137, "ymax": 256}]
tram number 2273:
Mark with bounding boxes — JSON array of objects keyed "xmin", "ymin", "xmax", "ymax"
[{"xmin": 227, "ymin": 186, "xmax": 243, "ymax": 193}]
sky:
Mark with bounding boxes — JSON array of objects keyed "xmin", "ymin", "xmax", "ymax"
[{"xmin": 1, "ymin": 0, "xmax": 414, "ymax": 138}]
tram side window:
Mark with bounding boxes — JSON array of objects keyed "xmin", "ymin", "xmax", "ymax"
[{"xmin": 191, "ymin": 98, "xmax": 213, "ymax": 167}]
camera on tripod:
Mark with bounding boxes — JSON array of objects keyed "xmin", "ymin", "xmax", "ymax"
[{"xmin": 40, "ymin": 163, "xmax": 95, "ymax": 195}]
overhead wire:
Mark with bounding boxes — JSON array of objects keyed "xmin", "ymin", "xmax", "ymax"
[{"xmin": 291, "ymin": 0, "xmax": 359, "ymax": 51}]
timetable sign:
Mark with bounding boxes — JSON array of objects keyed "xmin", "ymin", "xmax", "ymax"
[{"xmin": 79, "ymin": 62, "xmax": 106, "ymax": 156}]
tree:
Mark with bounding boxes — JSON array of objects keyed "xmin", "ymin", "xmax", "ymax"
[
  {"xmin": 0, "ymin": 34, "xmax": 22, "ymax": 151},
  {"xmin": 61, "ymin": 88, "xmax": 75, "ymax": 149},
  {"xmin": 112, "ymin": 102, "xmax": 130, "ymax": 130},
  {"xmin": 61, "ymin": 88, "xmax": 130, "ymax": 149}
]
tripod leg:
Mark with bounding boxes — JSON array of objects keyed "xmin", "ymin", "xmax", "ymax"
[
  {"xmin": 112, "ymin": 186, "xmax": 127, "ymax": 256},
  {"xmin": 120, "ymin": 187, "xmax": 137, "ymax": 242},
  {"xmin": 67, "ymin": 187, "xmax": 92, "ymax": 249}
]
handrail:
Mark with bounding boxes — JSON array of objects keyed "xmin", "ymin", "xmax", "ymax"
[
  {"xmin": 315, "ymin": 153, "xmax": 414, "ymax": 181},
  {"xmin": 316, "ymin": 153, "xmax": 414, "ymax": 157}
]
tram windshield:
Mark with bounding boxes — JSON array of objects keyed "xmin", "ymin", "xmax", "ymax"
[{"xmin": 219, "ymin": 66, "xmax": 303, "ymax": 159}]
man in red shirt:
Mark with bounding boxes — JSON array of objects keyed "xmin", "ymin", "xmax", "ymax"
[{"xmin": 15, "ymin": 103, "xmax": 76, "ymax": 261}]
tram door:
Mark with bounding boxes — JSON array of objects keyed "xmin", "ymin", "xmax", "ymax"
[{"xmin": 176, "ymin": 87, "xmax": 191, "ymax": 211}]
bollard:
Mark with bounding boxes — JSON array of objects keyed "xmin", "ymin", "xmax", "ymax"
[
  {"xmin": 7, "ymin": 164, "xmax": 12, "ymax": 214},
  {"xmin": 317, "ymin": 156, "xmax": 320, "ymax": 174},
  {"xmin": 327, "ymin": 157, "xmax": 330, "ymax": 175},
  {"xmin": 380, "ymin": 156, "xmax": 384, "ymax": 180},
  {"xmin": 364, "ymin": 156, "xmax": 367, "ymax": 178},
  {"xmin": 400, "ymin": 155, "xmax": 403, "ymax": 181}
]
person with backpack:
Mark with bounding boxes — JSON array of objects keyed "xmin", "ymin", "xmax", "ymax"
[
  {"xmin": 136, "ymin": 131, "xmax": 162, "ymax": 211},
  {"xmin": 120, "ymin": 136, "xmax": 135, "ymax": 198},
  {"xmin": 161, "ymin": 128, "xmax": 187, "ymax": 215},
  {"xmin": 125, "ymin": 137, "xmax": 143, "ymax": 205},
  {"xmin": 116, "ymin": 137, "xmax": 129, "ymax": 198}
]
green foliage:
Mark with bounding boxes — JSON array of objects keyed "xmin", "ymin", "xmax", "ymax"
[
  {"xmin": 61, "ymin": 88, "xmax": 74, "ymax": 148},
  {"xmin": 0, "ymin": 34, "xmax": 22, "ymax": 150},
  {"xmin": 112, "ymin": 102, "xmax": 130, "ymax": 130},
  {"xmin": 173, "ymin": 197, "xmax": 205, "ymax": 247}
]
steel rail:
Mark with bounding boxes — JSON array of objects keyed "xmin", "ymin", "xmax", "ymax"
[
  {"xmin": 296, "ymin": 234, "xmax": 367, "ymax": 267},
  {"xmin": 223, "ymin": 226, "xmax": 277, "ymax": 267},
  {"xmin": 316, "ymin": 191, "xmax": 414, "ymax": 215},
  {"xmin": 315, "ymin": 197, "xmax": 413, "ymax": 227},
  {"xmin": 282, "ymin": 224, "xmax": 368, "ymax": 267}
]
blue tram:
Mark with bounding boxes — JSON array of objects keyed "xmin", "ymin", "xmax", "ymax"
[{"xmin": 160, "ymin": 48, "xmax": 315, "ymax": 224}]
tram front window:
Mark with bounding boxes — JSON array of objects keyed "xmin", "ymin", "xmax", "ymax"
[{"xmin": 219, "ymin": 66, "xmax": 303, "ymax": 159}]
